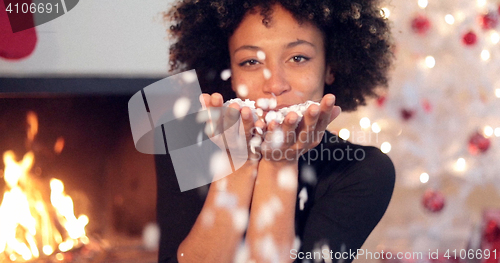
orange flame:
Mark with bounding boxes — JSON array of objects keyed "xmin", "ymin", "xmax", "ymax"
[{"xmin": 0, "ymin": 113, "xmax": 89, "ymax": 262}]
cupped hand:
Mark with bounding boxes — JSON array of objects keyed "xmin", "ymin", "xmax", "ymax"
[{"xmin": 259, "ymin": 94, "xmax": 341, "ymax": 163}]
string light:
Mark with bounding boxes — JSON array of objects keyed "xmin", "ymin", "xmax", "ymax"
[
  {"xmin": 418, "ymin": 0, "xmax": 428, "ymax": 9},
  {"xmin": 371, "ymin": 122, "xmax": 381, "ymax": 133},
  {"xmin": 481, "ymin": 50, "xmax": 491, "ymax": 61},
  {"xmin": 491, "ymin": 32, "xmax": 500, "ymax": 44},
  {"xmin": 420, "ymin": 173, "xmax": 429, "ymax": 183},
  {"xmin": 455, "ymin": 158, "xmax": 466, "ymax": 172},
  {"xmin": 495, "ymin": 127, "xmax": 500, "ymax": 137},
  {"xmin": 381, "ymin": 7, "xmax": 391, "ymax": 19},
  {"xmin": 445, "ymin": 14, "xmax": 455, "ymax": 25},
  {"xmin": 484, "ymin": 126, "xmax": 494, "ymax": 137},
  {"xmin": 381, "ymin": 142, "xmax": 392, "ymax": 153},
  {"xmin": 360, "ymin": 117, "xmax": 371, "ymax": 129},
  {"xmin": 425, "ymin": 56, "xmax": 436, "ymax": 68},
  {"xmin": 339, "ymin": 129, "xmax": 350, "ymax": 140}
]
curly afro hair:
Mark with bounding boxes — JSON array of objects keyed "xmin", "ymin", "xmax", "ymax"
[{"xmin": 166, "ymin": 0, "xmax": 393, "ymax": 112}]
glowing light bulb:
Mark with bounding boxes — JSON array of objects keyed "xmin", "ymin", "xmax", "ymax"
[
  {"xmin": 360, "ymin": 117, "xmax": 371, "ymax": 129},
  {"xmin": 445, "ymin": 14, "xmax": 455, "ymax": 25},
  {"xmin": 484, "ymin": 126, "xmax": 494, "ymax": 137},
  {"xmin": 381, "ymin": 142, "xmax": 391, "ymax": 153},
  {"xmin": 339, "ymin": 129, "xmax": 350, "ymax": 140},
  {"xmin": 455, "ymin": 158, "xmax": 466, "ymax": 171},
  {"xmin": 381, "ymin": 7, "xmax": 391, "ymax": 19},
  {"xmin": 481, "ymin": 50, "xmax": 491, "ymax": 61},
  {"xmin": 420, "ymin": 173, "xmax": 429, "ymax": 183},
  {"xmin": 495, "ymin": 127, "xmax": 500, "ymax": 137},
  {"xmin": 425, "ymin": 56, "xmax": 436, "ymax": 68},
  {"xmin": 496, "ymin": 88, "xmax": 500, "ymax": 98},
  {"xmin": 371, "ymin": 122, "xmax": 381, "ymax": 133},
  {"xmin": 418, "ymin": 0, "xmax": 428, "ymax": 9},
  {"xmin": 491, "ymin": 32, "xmax": 500, "ymax": 44}
]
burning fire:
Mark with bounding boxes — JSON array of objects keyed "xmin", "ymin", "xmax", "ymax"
[{"xmin": 0, "ymin": 112, "xmax": 89, "ymax": 262}]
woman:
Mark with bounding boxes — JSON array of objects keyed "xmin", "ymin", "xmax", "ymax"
[{"xmin": 156, "ymin": 0, "xmax": 395, "ymax": 262}]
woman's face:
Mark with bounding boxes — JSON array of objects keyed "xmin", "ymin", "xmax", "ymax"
[{"xmin": 228, "ymin": 4, "xmax": 334, "ymax": 108}]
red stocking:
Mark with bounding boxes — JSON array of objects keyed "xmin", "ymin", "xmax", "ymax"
[{"xmin": 0, "ymin": 0, "xmax": 37, "ymax": 60}]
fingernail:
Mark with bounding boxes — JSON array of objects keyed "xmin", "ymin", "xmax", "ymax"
[
  {"xmin": 288, "ymin": 115, "xmax": 297, "ymax": 124},
  {"xmin": 242, "ymin": 110, "xmax": 250, "ymax": 120},
  {"xmin": 326, "ymin": 96, "xmax": 335, "ymax": 107},
  {"xmin": 310, "ymin": 108, "xmax": 319, "ymax": 117}
]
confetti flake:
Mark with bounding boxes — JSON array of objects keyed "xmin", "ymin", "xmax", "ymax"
[
  {"xmin": 300, "ymin": 165, "xmax": 317, "ymax": 185},
  {"xmin": 278, "ymin": 167, "xmax": 297, "ymax": 190},
  {"xmin": 298, "ymin": 187, "xmax": 308, "ymax": 211},
  {"xmin": 181, "ymin": 71, "xmax": 197, "ymax": 83},
  {"xmin": 257, "ymin": 50, "xmax": 266, "ymax": 60},
  {"xmin": 263, "ymin": 68, "xmax": 272, "ymax": 80},
  {"xmin": 173, "ymin": 97, "xmax": 191, "ymax": 119},
  {"xmin": 237, "ymin": 84, "xmax": 248, "ymax": 97},
  {"xmin": 270, "ymin": 128, "xmax": 285, "ymax": 149},
  {"xmin": 256, "ymin": 98, "xmax": 270, "ymax": 110},
  {"xmin": 196, "ymin": 131, "xmax": 203, "ymax": 147},
  {"xmin": 215, "ymin": 191, "xmax": 238, "ymax": 209},
  {"xmin": 221, "ymin": 69, "xmax": 232, "ymax": 81},
  {"xmin": 232, "ymin": 209, "xmax": 249, "ymax": 232}
]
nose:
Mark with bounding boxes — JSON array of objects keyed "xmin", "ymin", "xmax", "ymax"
[{"xmin": 262, "ymin": 64, "xmax": 291, "ymax": 96}]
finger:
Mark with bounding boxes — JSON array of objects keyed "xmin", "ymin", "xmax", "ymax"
[
  {"xmin": 223, "ymin": 102, "xmax": 241, "ymax": 132},
  {"xmin": 281, "ymin": 111, "xmax": 299, "ymax": 146},
  {"xmin": 200, "ymin": 93, "xmax": 211, "ymax": 109},
  {"xmin": 297, "ymin": 103, "xmax": 320, "ymax": 146},
  {"xmin": 211, "ymin": 93, "xmax": 223, "ymax": 107},
  {"xmin": 315, "ymin": 94, "xmax": 336, "ymax": 133},
  {"xmin": 240, "ymin": 107, "xmax": 255, "ymax": 143}
]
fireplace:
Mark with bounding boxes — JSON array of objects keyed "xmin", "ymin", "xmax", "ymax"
[{"xmin": 0, "ymin": 77, "xmax": 161, "ymax": 262}]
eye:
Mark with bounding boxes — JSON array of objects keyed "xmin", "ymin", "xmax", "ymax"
[
  {"xmin": 239, "ymin": 59, "xmax": 260, "ymax": 67},
  {"xmin": 289, "ymin": 55, "xmax": 310, "ymax": 63}
]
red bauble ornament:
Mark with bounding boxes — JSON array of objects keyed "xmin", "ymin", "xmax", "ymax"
[
  {"xmin": 376, "ymin": 96, "xmax": 387, "ymax": 107},
  {"xmin": 484, "ymin": 219, "xmax": 500, "ymax": 243},
  {"xmin": 462, "ymin": 31, "xmax": 478, "ymax": 46},
  {"xmin": 411, "ymin": 15, "xmax": 431, "ymax": 35},
  {"xmin": 468, "ymin": 131, "xmax": 491, "ymax": 155},
  {"xmin": 401, "ymin": 109, "xmax": 415, "ymax": 121},
  {"xmin": 480, "ymin": 12, "xmax": 499, "ymax": 30},
  {"xmin": 422, "ymin": 189, "xmax": 445, "ymax": 213}
]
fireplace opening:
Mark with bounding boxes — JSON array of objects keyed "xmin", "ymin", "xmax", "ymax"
[{"xmin": 0, "ymin": 95, "xmax": 158, "ymax": 262}]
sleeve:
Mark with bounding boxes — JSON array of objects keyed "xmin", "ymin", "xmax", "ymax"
[
  {"xmin": 297, "ymin": 146, "xmax": 395, "ymax": 263},
  {"xmin": 155, "ymin": 154, "xmax": 206, "ymax": 263}
]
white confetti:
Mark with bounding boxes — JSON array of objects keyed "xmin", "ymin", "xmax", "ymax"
[
  {"xmin": 259, "ymin": 235, "xmax": 280, "ymax": 263},
  {"xmin": 181, "ymin": 71, "xmax": 197, "ymax": 83},
  {"xmin": 217, "ymin": 178, "xmax": 228, "ymax": 191},
  {"xmin": 321, "ymin": 244, "xmax": 333, "ymax": 263},
  {"xmin": 270, "ymin": 128, "xmax": 285, "ymax": 149},
  {"xmin": 249, "ymin": 136, "xmax": 262, "ymax": 154},
  {"xmin": 237, "ymin": 84, "xmax": 248, "ymax": 97},
  {"xmin": 257, "ymin": 50, "xmax": 266, "ymax": 60},
  {"xmin": 215, "ymin": 191, "xmax": 238, "ymax": 209},
  {"xmin": 256, "ymin": 98, "xmax": 270, "ymax": 110},
  {"xmin": 232, "ymin": 209, "xmax": 249, "ymax": 232},
  {"xmin": 269, "ymin": 97, "xmax": 277, "ymax": 109},
  {"xmin": 278, "ymin": 167, "xmax": 297, "ymax": 190},
  {"xmin": 234, "ymin": 242, "xmax": 250, "ymax": 263},
  {"xmin": 293, "ymin": 236, "xmax": 301, "ymax": 251},
  {"xmin": 173, "ymin": 97, "xmax": 191, "ymax": 119},
  {"xmin": 196, "ymin": 110, "xmax": 210, "ymax": 123},
  {"xmin": 256, "ymin": 108, "xmax": 264, "ymax": 117},
  {"xmin": 210, "ymin": 151, "xmax": 231, "ymax": 177},
  {"xmin": 255, "ymin": 127, "xmax": 263, "ymax": 135},
  {"xmin": 201, "ymin": 209, "xmax": 215, "ymax": 227},
  {"xmin": 257, "ymin": 196, "xmax": 283, "ymax": 229},
  {"xmin": 197, "ymin": 131, "xmax": 203, "ymax": 147},
  {"xmin": 142, "ymin": 223, "xmax": 160, "ymax": 251},
  {"xmin": 300, "ymin": 165, "xmax": 317, "ymax": 185},
  {"xmin": 221, "ymin": 69, "xmax": 232, "ymax": 81},
  {"xmin": 298, "ymin": 187, "xmax": 308, "ymax": 211},
  {"xmin": 263, "ymin": 68, "xmax": 272, "ymax": 80}
]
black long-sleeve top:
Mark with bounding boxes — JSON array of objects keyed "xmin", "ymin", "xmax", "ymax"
[{"xmin": 155, "ymin": 131, "xmax": 395, "ymax": 263}]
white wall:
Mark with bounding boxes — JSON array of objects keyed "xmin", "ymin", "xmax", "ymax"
[{"xmin": 0, "ymin": 0, "xmax": 174, "ymax": 77}]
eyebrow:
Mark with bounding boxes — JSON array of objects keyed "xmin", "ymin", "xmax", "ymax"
[{"xmin": 233, "ymin": 39, "xmax": 316, "ymax": 55}]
